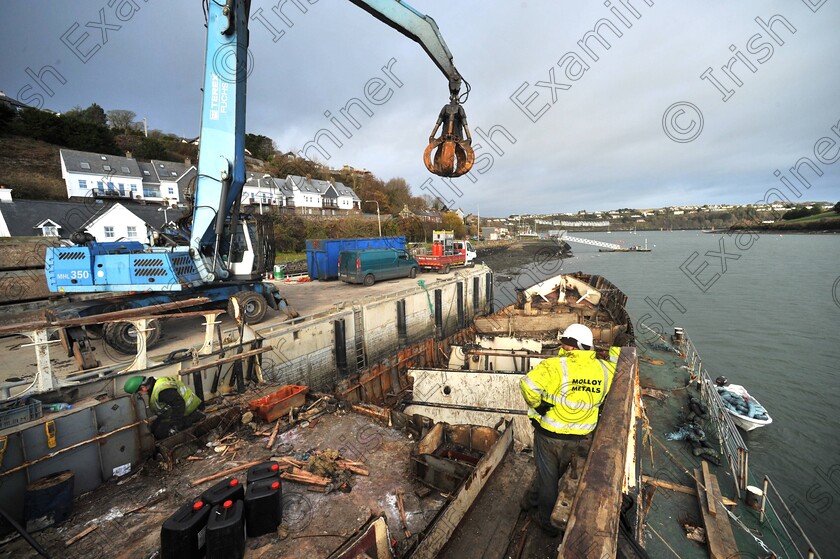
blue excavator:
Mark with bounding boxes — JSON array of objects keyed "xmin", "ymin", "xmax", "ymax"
[{"xmin": 43, "ymin": 0, "xmax": 473, "ymax": 361}]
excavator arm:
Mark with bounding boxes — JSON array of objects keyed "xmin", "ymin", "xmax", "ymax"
[
  {"xmin": 191, "ymin": 0, "xmax": 473, "ymax": 284},
  {"xmin": 347, "ymin": 0, "xmax": 474, "ymax": 178}
]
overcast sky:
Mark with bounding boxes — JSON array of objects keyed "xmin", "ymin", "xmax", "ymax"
[{"xmin": 2, "ymin": 1, "xmax": 838, "ymax": 216}]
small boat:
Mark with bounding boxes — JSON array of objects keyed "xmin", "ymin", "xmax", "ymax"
[{"xmin": 716, "ymin": 383, "xmax": 772, "ymax": 431}]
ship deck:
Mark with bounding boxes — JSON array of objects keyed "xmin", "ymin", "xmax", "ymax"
[{"xmin": 0, "ymin": 408, "xmax": 450, "ymax": 559}]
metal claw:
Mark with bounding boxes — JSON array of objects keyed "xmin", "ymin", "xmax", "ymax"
[{"xmin": 424, "ymin": 99, "xmax": 474, "ymax": 178}]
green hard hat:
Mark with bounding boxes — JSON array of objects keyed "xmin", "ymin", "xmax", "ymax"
[{"xmin": 124, "ymin": 376, "xmax": 145, "ymax": 394}]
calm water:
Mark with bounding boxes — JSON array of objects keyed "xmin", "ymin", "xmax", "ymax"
[{"xmin": 496, "ymin": 230, "xmax": 840, "ymax": 555}]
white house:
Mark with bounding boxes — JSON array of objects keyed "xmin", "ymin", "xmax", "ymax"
[
  {"xmin": 0, "ymin": 188, "xmax": 183, "ymax": 242},
  {"xmin": 60, "ymin": 149, "xmax": 193, "ymax": 205},
  {"xmin": 78, "ymin": 202, "xmax": 186, "ymax": 242},
  {"xmin": 242, "ymin": 173, "xmax": 284, "ymax": 210},
  {"xmin": 283, "ymin": 175, "xmax": 360, "ymax": 216},
  {"xmin": 60, "ymin": 149, "xmax": 144, "ymax": 201}
]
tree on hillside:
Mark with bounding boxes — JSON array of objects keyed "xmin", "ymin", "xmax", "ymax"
[
  {"xmin": 441, "ymin": 211, "xmax": 466, "ymax": 238},
  {"xmin": 107, "ymin": 109, "xmax": 136, "ymax": 132},
  {"xmin": 384, "ymin": 177, "xmax": 411, "ymax": 211},
  {"xmin": 62, "ymin": 117, "xmax": 118, "ymax": 153},
  {"xmin": 65, "ymin": 103, "xmax": 107, "ymax": 127},
  {"xmin": 0, "ymin": 103, "xmax": 15, "ymax": 131},
  {"xmin": 834, "ymin": 201, "xmax": 840, "ymax": 214},
  {"xmin": 422, "ymin": 193, "xmax": 446, "ymax": 210},
  {"xmin": 14, "ymin": 108, "xmax": 63, "ymax": 144},
  {"xmin": 136, "ymin": 137, "xmax": 168, "ymax": 160},
  {"xmin": 246, "ymin": 133, "xmax": 276, "ymax": 161}
]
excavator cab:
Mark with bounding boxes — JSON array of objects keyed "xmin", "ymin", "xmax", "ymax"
[{"xmin": 219, "ymin": 215, "xmax": 275, "ymax": 281}]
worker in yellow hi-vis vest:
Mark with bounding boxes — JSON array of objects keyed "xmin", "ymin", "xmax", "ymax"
[
  {"xmin": 125, "ymin": 375, "xmax": 204, "ymax": 439},
  {"xmin": 519, "ymin": 324, "xmax": 616, "ymax": 537}
]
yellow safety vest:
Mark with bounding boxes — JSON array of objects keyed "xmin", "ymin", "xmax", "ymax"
[
  {"xmin": 150, "ymin": 377, "xmax": 201, "ymax": 416},
  {"xmin": 520, "ymin": 348, "xmax": 616, "ymax": 436}
]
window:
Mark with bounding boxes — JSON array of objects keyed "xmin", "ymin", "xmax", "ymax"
[
  {"xmin": 118, "ymin": 183, "xmax": 125, "ymax": 192},
  {"xmin": 142, "ymin": 170, "xmax": 150, "ymax": 176},
  {"xmin": 78, "ymin": 179, "xmax": 87, "ymax": 190},
  {"xmin": 104, "ymin": 226, "xmax": 115, "ymax": 238},
  {"xmin": 103, "ymin": 165, "xmax": 112, "ymax": 171},
  {"xmin": 107, "ymin": 182, "xmax": 115, "ymax": 192},
  {"xmin": 131, "ymin": 184, "xmax": 137, "ymax": 192},
  {"xmin": 42, "ymin": 225, "xmax": 59, "ymax": 237},
  {"xmin": 121, "ymin": 166, "xmax": 130, "ymax": 173},
  {"xmin": 100, "ymin": 156, "xmax": 107, "ymax": 160},
  {"xmin": 97, "ymin": 181, "xmax": 105, "ymax": 193},
  {"xmin": 167, "ymin": 187, "xmax": 174, "ymax": 195},
  {"xmin": 127, "ymin": 226, "xmax": 137, "ymax": 238},
  {"xmin": 79, "ymin": 162, "xmax": 91, "ymax": 170}
]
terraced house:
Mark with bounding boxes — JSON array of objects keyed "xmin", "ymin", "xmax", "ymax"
[{"xmin": 60, "ymin": 149, "xmax": 195, "ymax": 205}]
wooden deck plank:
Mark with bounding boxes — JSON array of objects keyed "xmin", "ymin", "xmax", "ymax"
[
  {"xmin": 694, "ymin": 468, "xmax": 739, "ymax": 559},
  {"xmin": 702, "ymin": 460, "xmax": 716, "ymax": 517}
]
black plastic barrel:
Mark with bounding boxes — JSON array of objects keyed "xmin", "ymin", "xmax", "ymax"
[
  {"xmin": 160, "ymin": 500, "xmax": 210, "ymax": 559},
  {"xmin": 244, "ymin": 478, "xmax": 282, "ymax": 537},
  {"xmin": 24, "ymin": 470, "xmax": 74, "ymax": 532},
  {"xmin": 206, "ymin": 500, "xmax": 245, "ymax": 559},
  {"xmin": 200, "ymin": 477, "xmax": 244, "ymax": 506},
  {"xmin": 246, "ymin": 461, "xmax": 280, "ymax": 485}
]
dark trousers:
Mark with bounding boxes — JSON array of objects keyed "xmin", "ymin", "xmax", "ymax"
[
  {"xmin": 151, "ymin": 410, "xmax": 205, "ymax": 439},
  {"xmin": 524, "ymin": 429, "xmax": 581, "ymax": 526}
]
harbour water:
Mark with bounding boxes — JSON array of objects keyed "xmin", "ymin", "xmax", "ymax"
[{"xmin": 493, "ymin": 230, "xmax": 840, "ymax": 555}]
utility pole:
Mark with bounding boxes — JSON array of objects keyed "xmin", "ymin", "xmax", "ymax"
[
  {"xmin": 143, "ymin": 117, "xmax": 148, "ymax": 137},
  {"xmin": 366, "ymin": 200, "xmax": 381, "ymax": 237}
]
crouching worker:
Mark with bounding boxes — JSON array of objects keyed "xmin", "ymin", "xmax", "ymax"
[{"xmin": 124, "ymin": 375, "xmax": 205, "ymax": 439}]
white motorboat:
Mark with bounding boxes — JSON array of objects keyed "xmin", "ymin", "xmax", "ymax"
[{"xmin": 717, "ymin": 383, "xmax": 773, "ymax": 431}]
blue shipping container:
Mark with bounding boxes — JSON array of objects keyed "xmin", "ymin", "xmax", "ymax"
[{"xmin": 305, "ymin": 237, "xmax": 406, "ymax": 280}]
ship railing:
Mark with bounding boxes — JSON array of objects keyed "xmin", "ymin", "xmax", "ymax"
[
  {"xmin": 682, "ymin": 333, "xmax": 749, "ymax": 494},
  {"xmin": 683, "ymin": 333, "xmax": 822, "ymax": 559},
  {"xmin": 757, "ymin": 476, "xmax": 822, "ymax": 559}
]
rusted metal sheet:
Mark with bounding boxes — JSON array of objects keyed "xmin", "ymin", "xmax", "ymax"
[
  {"xmin": 558, "ymin": 347, "xmax": 638, "ymax": 559},
  {"xmin": 407, "ymin": 421, "xmax": 513, "ymax": 559},
  {"xmin": 404, "ymin": 369, "xmax": 533, "ymax": 448},
  {"xmin": 327, "ymin": 515, "xmax": 395, "ymax": 559}
]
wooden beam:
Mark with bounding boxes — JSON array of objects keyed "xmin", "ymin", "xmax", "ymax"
[
  {"xmin": 694, "ymin": 468, "xmax": 738, "ymax": 559},
  {"xmin": 0, "ymin": 419, "xmax": 147, "ymax": 478},
  {"xmin": 190, "ymin": 458, "xmax": 269, "ymax": 487},
  {"xmin": 641, "ymin": 475, "xmax": 736, "ymax": 507},
  {"xmin": 702, "ymin": 460, "xmax": 716, "ymax": 517},
  {"xmin": 65, "ymin": 525, "xmax": 97, "ymax": 546},
  {"xmin": 178, "ymin": 346, "xmax": 273, "ymax": 376}
]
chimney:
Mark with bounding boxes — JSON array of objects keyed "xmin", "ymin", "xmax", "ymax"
[
  {"xmin": 125, "ymin": 151, "xmax": 133, "ymax": 159},
  {"xmin": 0, "ymin": 186, "xmax": 13, "ymax": 203},
  {"xmin": 184, "ymin": 157, "xmax": 192, "ymax": 167}
]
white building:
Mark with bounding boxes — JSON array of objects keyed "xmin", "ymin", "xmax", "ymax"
[
  {"xmin": 283, "ymin": 175, "xmax": 360, "ymax": 215},
  {"xmin": 242, "ymin": 173, "xmax": 285, "ymax": 210},
  {"xmin": 0, "ymin": 189, "xmax": 183, "ymax": 242},
  {"xmin": 60, "ymin": 149, "xmax": 194, "ymax": 205}
]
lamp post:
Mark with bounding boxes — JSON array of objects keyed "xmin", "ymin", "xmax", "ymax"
[
  {"xmin": 158, "ymin": 205, "xmax": 169, "ymax": 224},
  {"xmin": 365, "ymin": 200, "xmax": 381, "ymax": 237}
]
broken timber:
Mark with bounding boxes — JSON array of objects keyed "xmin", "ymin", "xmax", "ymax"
[
  {"xmin": 694, "ymin": 467, "xmax": 738, "ymax": 559},
  {"xmin": 406, "ymin": 421, "xmax": 513, "ymax": 559},
  {"xmin": 641, "ymin": 475, "xmax": 736, "ymax": 507}
]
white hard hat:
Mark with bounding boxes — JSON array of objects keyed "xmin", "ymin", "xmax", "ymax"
[{"xmin": 561, "ymin": 324, "xmax": 594, "ymax": 350}]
